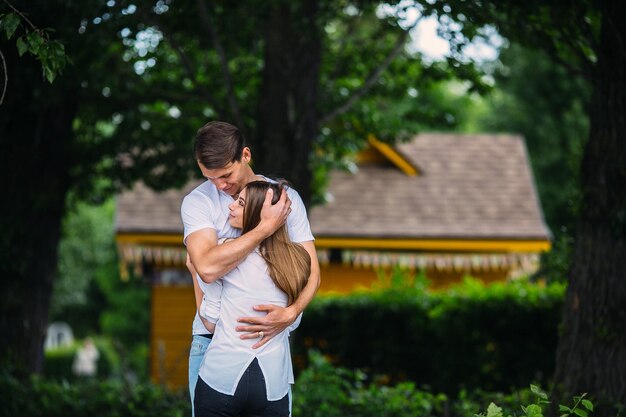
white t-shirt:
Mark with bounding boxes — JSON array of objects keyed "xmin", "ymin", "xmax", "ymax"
[
  {"xmin": 198, "ymin": 249, "xmax": 300, "ymax": 400},
  {"xmin": 180, "ymin": 177, "xmax": 314, "ymax": 335}
]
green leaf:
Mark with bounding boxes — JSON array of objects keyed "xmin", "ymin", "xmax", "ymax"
[
  {"xmin": 487, "ymin": 402, "xmax": 504, "ymax": 417},
  {"xmin": 559, "ymin": 405, "xmax": 572, "ymax": 413},
  {"xmin": 530, "ymin": 384, "xmax": 548, "ymax": 400},
  {"xmin": 581, "ymin": 400, "xmax": 593, "ymax": 411},
  {"xmin": 1, "ymin": 13, "xmax": 20, "ymax": 39},
  {"xmin": 573, "ymin": 409, "xmax": 587, "ymax": 417},
  {"xmin": 26, "ymin": 32, "xmax": 45, "ymax": 55},
  {"xmin": 16, "ymin": 36, "xmax": 28, "ymax": 56},
  {"xmin": 44, "ymin": 66, "xmax": 56, "ymax": 83},
  {"xmin": 48, "ymin": 43, "xmax": 67, "ymax": 72},
  {"xmin": 526, "ymin": 404, "xmax": 543, "ymax": 417},
  {"xmin": 50, "ymin": 40, "xmax": 66, "ymax": 58}
]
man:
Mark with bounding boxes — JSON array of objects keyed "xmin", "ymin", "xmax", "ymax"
[{"xmin": 181, "ymin": 121, "xmax": 320, "ymax": 413}]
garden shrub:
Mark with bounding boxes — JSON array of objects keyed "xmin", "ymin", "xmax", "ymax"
[
  {"xmin": 291, "ymin": 277, "xmax": 565, "ymax": 394},
  {"xmin": 2, "ymin": 352, "xmax": 603, "ymax": 417},
  {"xmin": 291, "ymin": 352, "xmax": 578, "ymax": 417},
  {"xmin": 0, "ymin": 368, "xmax": 189, "ymax": 417}
]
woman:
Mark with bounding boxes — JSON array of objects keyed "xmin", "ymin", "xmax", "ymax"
[{"xmin": 193, "ymin": 180, "xmax": 311, "ymax": 417}]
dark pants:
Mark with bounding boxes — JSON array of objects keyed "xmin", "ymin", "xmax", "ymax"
[{"xmin": 194, "ymin": 358, "xmax": 289, "ymax": 417}]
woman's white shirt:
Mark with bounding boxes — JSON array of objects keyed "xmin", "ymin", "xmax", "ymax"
[{"xmin": 198, "ymin": 249, "xmax": 299, "ymax": 401}]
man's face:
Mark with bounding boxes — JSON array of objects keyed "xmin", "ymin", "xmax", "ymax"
[{"xmin": 197, "ymin": 148, "xmax": 252, "ymax": 196}]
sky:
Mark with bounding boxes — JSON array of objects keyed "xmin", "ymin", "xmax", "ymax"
[
  {"xmin": 412, "ymin": 15, "xmax": 502, "ymax": 62},
  {"xmin": 376, "ymin": 3, "xmax": 503, "ymax": 63}
]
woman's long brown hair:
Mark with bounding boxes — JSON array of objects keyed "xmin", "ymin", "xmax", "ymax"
[{"xmin": 241, "ymin": 180, "xmax": 310, "ymax": 305}]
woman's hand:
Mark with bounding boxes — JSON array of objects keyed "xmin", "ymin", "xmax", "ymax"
[{"xmin": 235, "ymin": 304, "xmax": 298, "ymax": 349}]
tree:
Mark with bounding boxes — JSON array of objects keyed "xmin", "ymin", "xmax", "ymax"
[
  {"xmin": 553, "ymin": 3, "xmax": 626, "ymax": 413},
  {"xmin": 431, "ymin": 0, "xmax": 625, "ymax": 414},
  {"xmin": 0, "ymin": 0, "xmax": 487, "ymax": 375},
  {"xmin": 0, "ymin": 0, "xmax": 130, "ymax": 375}
]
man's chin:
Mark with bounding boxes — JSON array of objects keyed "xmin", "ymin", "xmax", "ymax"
[{"xmin": 226, "ymin": 186, "xmax": 242, "ymax": 196}]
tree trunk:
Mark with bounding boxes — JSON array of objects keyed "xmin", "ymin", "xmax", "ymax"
[
  {"xmin": 254, "ymin": 1, "xmax": 322, "ymax": 206},
  {"xmin": 552, "ymin": 1, "xmax": 626, "ymax": 414},
  {"xmin": 0, "ymin": 43, "xmax": 75, "ymax": 375}
]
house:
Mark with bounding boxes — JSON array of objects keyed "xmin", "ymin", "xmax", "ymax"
[
  {"xmin": 310, "ymin": 133, "xmax": 551, "ymax": 292},
  {"xmin": 114, "ymin": 132, "xmax": 551, "ymax": 388}
]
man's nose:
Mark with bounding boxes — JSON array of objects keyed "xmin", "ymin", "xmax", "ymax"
[{"xmin": 213, "ymin": 179, "xmax": 227, "ymax": 190}]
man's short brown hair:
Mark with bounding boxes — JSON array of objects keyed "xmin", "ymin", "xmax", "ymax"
[{"xmin": 194, "ymin": 121, "xmax": 245, "ymax": 169}]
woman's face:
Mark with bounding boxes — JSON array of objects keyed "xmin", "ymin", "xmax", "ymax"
[{"xmin": 228, "ymin": 188, "xmax": 247, "ymax": 229}]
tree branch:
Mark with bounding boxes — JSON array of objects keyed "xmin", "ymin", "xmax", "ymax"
[
  {"xmin": 196, "ymin": 0, "xmax": 244, "ymax": 130},
  {"xmin": 0, "ymin": 49, "xmax": 7, "ymax": 105},
  {"xmin": 3, "ymin": 0, "xmax": 41, "ymax": 34},
  {"xmin": 162, "ymin": 30, "xmax": 226, "ymax": 115},
  {"xmin": 136, "ymin": 7, "xmax": 226, "ymax": 115},
  {"xmin": 328, "ymin": 14, "xmax": 362, "ymax": 82},
  {"xmin": 319, "ymin": 19, "xmax": 420, "ymax": 126},
  {"xmin": 548, "ymin": 6, "xmax": 595, "ymax": 79},
  {"xmin": 533, "ymin": 24, "xmax": 593, "ymax": 81}
]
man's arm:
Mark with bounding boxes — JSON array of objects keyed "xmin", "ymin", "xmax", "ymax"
[
  {"xmin": 236, "ymin": 240, "xmax": 320, "ymax": 348},
  {"xmin": 187, "ymin": 254, "xmax": 215, "ymax": 333},
  {"xmin": 187, "ymin": 189, "xmax": 291, "ymax": 283}
]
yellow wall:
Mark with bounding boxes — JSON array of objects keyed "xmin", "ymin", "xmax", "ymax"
[
  {"xmin": 318, "ymin": 264, "xmax": 379, "ymax": 294},
  {"xmin": 318, "ymin": 263, "xmax": 510, "ymax": 293},
  {"xmin": 151, "ymin": 285, "xmax": 195, "ymax": 389}
]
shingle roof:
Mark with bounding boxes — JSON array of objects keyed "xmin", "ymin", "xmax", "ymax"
[
  {"xmin": 115, "ymin": 133, "xmax": 550, "ymax": 241},
  {"xmin": 308, "ymin": 133, "xmax": 550, "ymax": 240},
  {"xmin": 115, "ymin": 180, "xmax": 202, "ymax": 234}
]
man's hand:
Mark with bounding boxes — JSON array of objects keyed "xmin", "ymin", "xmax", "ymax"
[
  {"xmin": 236, "ymin": 304, "xmax": 298, "ymax": 349},
  {"xmin": 258, "ymin": 188, "xmax": 291, "ymax": 237}
]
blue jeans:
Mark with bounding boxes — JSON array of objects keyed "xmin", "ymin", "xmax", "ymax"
[{"xmin": 189, "ymin": 335, "xmax": 212, "ymax": 417}]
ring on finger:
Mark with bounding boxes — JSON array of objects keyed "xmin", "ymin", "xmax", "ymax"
[{"xmin": 258, "ymin": 331, "xmax": 264, "ymax": 338}]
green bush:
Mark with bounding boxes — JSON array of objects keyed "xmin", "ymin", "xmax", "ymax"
[
  {"xmin": 43, "ymin": 345, "xmax": 79, "ymax": 381},
  {"xmin": 293, "ymin": 352, "xmax": 448, "ymax": 417},
  {"xmin": 291, "ymin": 351, "xmax": 566, "ymax": 417},
  {"xmin": 292, "ymin": 277, "xmax": 565, "ymax": 394},
  {"xmin": 2, "ymin": 353, "xmax": 603, "ymax": 417},
  {"xmin": 0, "ymin": 369, "xmax": 189, "ymax": 417}
]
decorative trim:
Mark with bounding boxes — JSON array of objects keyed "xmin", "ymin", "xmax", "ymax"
[
  {"xmin": 117, "ymin": 241, "xmax": 545, "ymax": 280},
  {"xmin": 367, "ymin": 134, "xmax": 419, "ymax": 176},
  {"xmin": 117, "ymin": 234, "xmax": 183, "ymax": 245},
  {"xmin": 317, "ymin": 249, "xmax": 541, "ymax": 277},
  {"xmin": 314, "ymin": 237, "xmax": 551, "ymax": 252}
]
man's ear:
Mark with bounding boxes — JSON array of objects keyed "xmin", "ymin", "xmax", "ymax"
[{"xmin": 242, "ymin": 147, "xmax": 252, "ymax": 164}]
